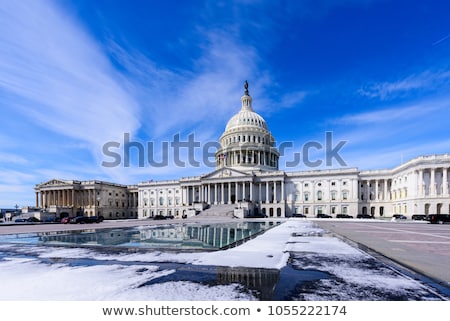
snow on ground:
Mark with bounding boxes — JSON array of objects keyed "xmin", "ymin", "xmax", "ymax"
[{"xmin": 0, "ymin": 219, "xmax": 441, "ymax": 300}]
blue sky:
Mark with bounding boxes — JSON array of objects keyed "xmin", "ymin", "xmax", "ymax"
[{"xmin": 1, "ymin": 0, "xmax": 450, "ymax": 207}]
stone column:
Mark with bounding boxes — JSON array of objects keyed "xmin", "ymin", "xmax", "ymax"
[
  {"xmin": 281, "ymin": 180, "xmax": 285, "ymax": 202},
  {"xmin": 375, "ymin": 180, "xmax": 379, "ymax": 201},
  {"xmin": 418, "ymin": 169, "xmax": 424, "ymax": 197},
  {"xmin": 221, "ymin": 183, "xmax": 225, "ymax": 204},
  {"xmin": 242, "ymin": 181, "xmax": 245, "ymax": 200},
  {"xmin": 430, "ymin": 168, "xmax": 436, "ymax": 196},
  {"xmin": 258, "ymin": 183, "xmax": 262, "ymax": 204},
  {"xmin": 208, "ymin": 184, "xmax": 211, "ymax": 204},
  {"xmin": 214, "ymin": 184, "xmax": 218, "ymax": 205},
  {"xmin": 250, "ymin": 181, "xmax": 253, "ymax": 201},
  {"xmin": 228, "ymin": 182, "xmax": 232, "ymax": 204},
  {"xmin": 352, "ymin": 179, "xmax": 358, "ymax": 201},
  {"xmin": 443, "ymin": 168, "xmax": 448, "ymax": 195},
  {"xmin": 35, "ymin": 192, "xmax": 39, "ymax": 207},
  {"xmin": 273, "ymin": 181, "xmax": 277, "ymax": 203},
  {"xmin": 265, "ymin": 181, "xmax": 269, "ymax": 204}
]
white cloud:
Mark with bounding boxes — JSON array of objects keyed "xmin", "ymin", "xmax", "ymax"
[
  {"xmin": 0, "ymin": 1, "xmax": 141, "ymax": 146},
  {"xmin": 358, "ymin": 70, "xmax": 450, "ymax": 100}
]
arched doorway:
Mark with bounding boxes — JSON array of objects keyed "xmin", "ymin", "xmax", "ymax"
[{"xmin": 362, "ymin": 206, "xmax": 367, "ymax": 215}]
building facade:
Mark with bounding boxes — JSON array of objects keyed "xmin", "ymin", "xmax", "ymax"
[
  {"xmin": 35, "ymin": 83, "xmax": 450, "ymax": 220},
  {"xmin": 137, "ymin": 84, "xmax": 450, "ymax": 219},
  {"xmin": 34, "ymin": 179, "xmax": 138, "ymax": 220}
]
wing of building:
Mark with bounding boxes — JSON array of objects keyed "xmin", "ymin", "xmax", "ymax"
[{"xmin": 34, "ymin": 83, "xmax": 450, "ymax": 220}]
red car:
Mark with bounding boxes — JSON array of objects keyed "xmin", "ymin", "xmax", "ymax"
[{"xmin": 61, "ymin": 217, "xmax": 71, "ymax": 224}]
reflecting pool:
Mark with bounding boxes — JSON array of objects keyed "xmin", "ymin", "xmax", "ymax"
[{"xmin": 0, "ymin": 221, "xmax": 281, "ymax": 251}]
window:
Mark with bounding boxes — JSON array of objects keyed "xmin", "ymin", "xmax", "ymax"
[
  {"xmin": 342, "ymin": 191, "xmax": 348, "ymax": 200},
  {"xmin": 331, "ymin": 206, "xmax": 336, "ymax": 214},
  {"xmin": 159, "ymin": 197, "xmax": 164, "ymax": 206},
  {"xmin": 331, "ymin": 191, "xmax": 337, "ymax": 201},
  {"xmin": 304, "ymin": 192, "xmax": 309, "ymax": 201},
  {"xmin": 317, "ymin": 191, "xmax": 323, "ymax": 201},
  {"xmin": 342, "ymin": 206, "xmax": 348, "ymax": 214}
]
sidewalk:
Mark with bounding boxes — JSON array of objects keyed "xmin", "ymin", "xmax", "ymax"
[{"xmin": 315, "ymin": 220, "xmax": 450, "ymax": 289}]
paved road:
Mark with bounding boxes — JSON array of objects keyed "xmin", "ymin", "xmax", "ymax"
[{"xmin": 315, "ymin": 220, "xmax": 450, "ymax": 288}]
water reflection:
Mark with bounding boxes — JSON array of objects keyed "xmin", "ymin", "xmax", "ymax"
[{"xmin": 33, "ymin": 221, "xmax": 281, "ymax": 250}]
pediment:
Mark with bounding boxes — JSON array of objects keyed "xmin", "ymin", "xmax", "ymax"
[
  {"xmin": 37, "ymin": 179, "xmax": 74, "ymax": 188},
  {"xmin": 201, "ymin": 167, "xmax": 251, "ymax": 180}
]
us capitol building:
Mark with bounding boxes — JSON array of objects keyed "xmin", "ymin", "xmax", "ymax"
[{"xmin": 34, "ymin": 83, "xmax": 450, "ymax": 220}]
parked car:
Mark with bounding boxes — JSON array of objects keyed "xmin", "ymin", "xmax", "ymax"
[
  {"xmin": 153, "ymin": 215, "xmax": 167, "ymax": 220},
  {"xmin": 357, "ymin": 214, "xmax": 374, "ymax": 219},
  {"xmin": 69, "ymin": 216, "xmax": 103, "ymax": 224},
  {"xmin": 411, "ymin": 214, "xmax": 427, "ymax": 221},
  {"xmin": 428, "ymin": 214, "xmax": 450, "ymax": 224},
  {"xmin": 336, "ymin": 214, "xmax": 353, "ymax": 218},
  {"xmin": 316, "ymin": 213, "xmax": 332, "ymax": 218},
  {"xmin": 292, "ymin": 213, "xmax": 307, "ymax": 218},
  {"xmin": 26, "ymin": 217, "xmax": 41, "ymax": 223},
  {"xmin": 14, "ymin": 218, "xmax": 27, "ymax": 222},
  {"xmin": 393, "ymin": 214, "xmax": 407, "ymax": 220}
]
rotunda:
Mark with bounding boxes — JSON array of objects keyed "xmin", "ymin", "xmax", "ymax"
[{"xmin": 215, "ymin": 81, "xmax": 279, "ymax": 172}]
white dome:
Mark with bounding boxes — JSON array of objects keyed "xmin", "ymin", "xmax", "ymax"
[
  {"xmin": 225, "ymin": 109, "xmax": 268, "ymax": 131},
  {"xmin": 215, "ymin": 82, "xmax": 279, "ymax": 172}
]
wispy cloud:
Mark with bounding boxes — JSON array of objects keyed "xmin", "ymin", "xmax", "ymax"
[
  {"xmin": 358, "ymin": 70, "xmax": 450, "ymax": 100},
  {"xmin": 0, "ymin": 1, "xmax": 141, "ymax": 146}
]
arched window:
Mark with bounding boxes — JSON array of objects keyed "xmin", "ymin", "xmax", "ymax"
[{"xmin": 317, "ymin": 191, "xmax": 323, "ymax": 201}]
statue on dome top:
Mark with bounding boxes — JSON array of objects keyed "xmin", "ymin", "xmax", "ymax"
[{"xmin": 244, "ymin": 80, "xmax": 249, "ymax": 95}]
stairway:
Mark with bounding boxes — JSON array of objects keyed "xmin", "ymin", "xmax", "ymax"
[{"xmin": 196, "ymin": 203, "xmax": 236, "ymax": 218}]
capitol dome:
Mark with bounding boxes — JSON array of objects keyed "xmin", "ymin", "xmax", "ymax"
[
  {"xmin": 224, "ymin": 101, "xmax": 268, "ymax": 131},
  {"xmin": 215, "ymin": 81, "xmax": 279, "ymax": 172}
]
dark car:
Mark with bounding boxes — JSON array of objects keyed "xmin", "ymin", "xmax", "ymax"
[
  {"xmin": 26, "ymin": 217, "xmax": 41, "ymax": 223},
  {"xmin": 153, "ymin": 215, "xmax": 167, "ymax": 220},
  {"xmin": 357, "ymin": 214, "xmax": 374, "ymax": 219},
  {"xmin": 316, "ymin": 213, "xmax": 332, "ymax": 218},
  {"xmin": 393, "ymin": 214, "xmax": 407, "ymax": 220},
  {"xmin": 69, "ymin": 216, "xmax": 86, "ymax": 224},
  {"xmin": 336, "ymin": 214, "xmax": 353, "ymax": 218},
  {"xmin": 14, "ymin": 218, "xmax": 27, "ymax": 222},
  {"xmin": 411, "ymin": 214, "xmax": 427, "ymax": 221},
  {"xmin": 428, "ymin": 214, "xmax": 450, "ymax": 224},
  {"xmin": 70, "ymin": 216, "xmax": 103, "ymax": 224},
  {"xmin": 292, "ymin": 213, "xmax": 307, "ymax": 218}
]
